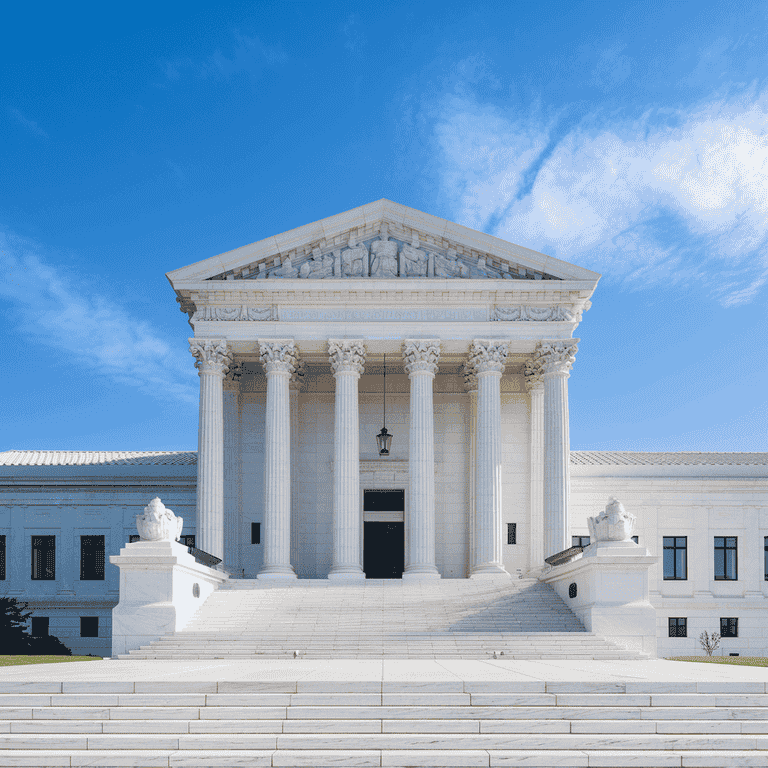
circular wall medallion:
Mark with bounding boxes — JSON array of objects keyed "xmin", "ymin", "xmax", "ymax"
[{"xmin": 192, "ymin": 583, "xmax": 200, "ymax": 598}]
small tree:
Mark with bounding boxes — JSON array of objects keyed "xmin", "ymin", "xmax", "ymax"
[
  {"xmin": 0, "ymin": 597, "xmax": 34, "ymax": 654},
  {"xmin": 699, "ymin": 630, "xmax": 721, "ymax": 657}
]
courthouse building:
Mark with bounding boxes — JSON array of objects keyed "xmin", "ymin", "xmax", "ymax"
[{"xmin": 1, "ymin": 199, "xmax": 767, "ymax": 658}]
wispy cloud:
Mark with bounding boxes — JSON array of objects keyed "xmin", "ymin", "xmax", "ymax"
[
  {"xmin": 0, "ymin": 231, "xmax": 197, "ymax": 404},
  {"xmin": 8, "ymin": 107, "xmax": 48, "ymax": 138},
  {"xmin": 343, "ymin": 14, "xmax": 366, "ymax": 53},
  {"xmin": 431, "ymin": 76, "xmax": 768, "ymax": 305}
]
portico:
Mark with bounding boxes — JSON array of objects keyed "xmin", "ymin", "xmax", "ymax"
[{"xmin": 168, "ymin": 199, "xmax": 599, "ymax": 579}]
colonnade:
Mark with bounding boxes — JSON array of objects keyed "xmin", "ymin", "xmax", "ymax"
[{"xmin": 190, "ymin": 335, "xmax": 578, "ymax": 575}]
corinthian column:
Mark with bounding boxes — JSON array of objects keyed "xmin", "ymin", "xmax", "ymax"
[
  {"xmin": 403, "ymin": 339, "xmax": 441, "ymax": 580},
  {"xmin": 257, "ymin": 340, "xmax": 299, "ymax": 579},
  {"xmin": 469, "ymin": 339, "xmax": 510, "ymax": 578},
  {"xmin": 524, "ymin": 359, "xmax": 545, "ymax": 572},
  {"xmin": 534, "ymin": 339, "xmax": 579, "ymax": 559},
  {"xmin": 463, "ymin": 363, "xmax": 479, "ymax": 576},
  {"xmin": 328, "ymin": 340, "xmax": 366, "ymax": 580},
  {"xmin": 190, "ymin": 339, "xmax": 232, "ymax": 561}
]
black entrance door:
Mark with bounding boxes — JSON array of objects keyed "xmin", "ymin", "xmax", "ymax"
[{"xmin": 363, "ymin": 522, "xmax": 404, "ymax": 578}]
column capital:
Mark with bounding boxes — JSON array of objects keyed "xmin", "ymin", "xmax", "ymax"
[
  {"xmin": 469, "ymin": 339, "xmax": 508, "ymax": 375},
  {"xmin": 328, "ymin": 339, "xmax": 366, "ymax": 376},
  {"xmin": 403, "ymin": 339, "xmax": 440, "ymax": 376},
  {"xmin": 523, "ymin": 359, "xmax": 544, "ymax": 392},
  {"xmin": 534, "ymin": 339, "xmax": 579, "ymax": 377},
  {"xmin": 189, "ymin": 339, "xmax": 232, "ymax": 376},
  {"xmin": 259, "ymin": 339, "xmax": 299, "ymax": 375}
]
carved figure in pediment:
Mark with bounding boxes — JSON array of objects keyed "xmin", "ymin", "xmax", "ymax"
[
  {"xmin": 341, "ymin": 234, "xmax": 368, "ymax": 278},
  {"xmin": 268, "ymin": 256, "xmax": 298, "ymax": 278},
  {"xmin": 434, "ymin": 248, "xmax": 469, "ymax": 279},
  {"xmin": 370, "ymin": 225, "xmax": 399, "ymax": 278},
  {"xmin": 401, "ymin": 235, "xmax": 428, "ymax": 277},
  {"xmin": 299, "ymin": 247, "xmax": 335, "ymax": 279}
]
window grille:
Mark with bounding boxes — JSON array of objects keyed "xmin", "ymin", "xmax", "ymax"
[
  {"xmin": 31, "ymin": 536, "xmax": 55, "ymax": 580},
  {"xmin": 720, "ymin": 617, "xmax": 738, "ymax": 638},
  {"xmin": 668, "ymin": 617, "xmax": 687, "ymax": 637},
  {"xmin": 129, "ymin": 535, "xmax": 140, "ymax": 543},
  {"xmin": 714, "ymin": 537, "xmax": 737, "ymax": 580},
  {"xmin": 80, "ymin": 535, "xmax": 105, "ymax": 580},
  {"xmin": 663, "ymin": 537, "xmax": 687, "ymax": 580},
  {"xmin": 180, "ymin": 535, "xmax": 196, "ymax": 548},
  {"xmin": 80, "ymin": 616, "xmax": 99, "ymax": 638},
  {"xmin": 507, "ymin": 523, "xmax": 516, "ymax": 545}
]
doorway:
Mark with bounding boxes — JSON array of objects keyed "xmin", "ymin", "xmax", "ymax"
[{"xmin": 363, "ymin": 490, "xmax": 405, "ymax": 579}]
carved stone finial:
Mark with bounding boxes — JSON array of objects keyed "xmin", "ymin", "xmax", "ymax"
[
  {"xmin": 403, "ymin": 339, "xmax": 441, "ymax": 376},
  {"xmin": 468, "ymin": 339, "xmax": 508, "ymax": 375},
  {"xmin": 135, "ymin": 497, "xmax": 184, "ymax": 542},
  {"xmin": 189, "ymin": 339, "xmax": 232, "ymax": 376},
  {"xmin": 259, "ymin": 340, "xmax": 299, "ymax": 375},
  {"xmin": 534, "ymin": 339, "xmax": 579, "ymax": 376},
  {"xmin": 328, "ymin": 339, "xmax": 366, "ymax": 375},
  {"xmin": 523, "ymin": 359, "xmax": 543, "ymax": 391},
  {"xmin": 587, "ymin": 497, "xmax": 637, "ymax": 542}
]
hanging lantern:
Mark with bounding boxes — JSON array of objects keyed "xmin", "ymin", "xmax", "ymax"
[{"xmin": 376, "ymin": 354, "xmax": 393, "ymax": 455}]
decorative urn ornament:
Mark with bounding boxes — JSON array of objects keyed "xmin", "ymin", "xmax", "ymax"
[
  {"xmin": 135, "ymin": 497, "xmax": 184, "ymax": 542},
  {"xmin": 587, "ymin": 497, "xmax": 636, "ymax": 543}
]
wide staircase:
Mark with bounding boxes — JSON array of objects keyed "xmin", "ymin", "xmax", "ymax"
[
  {"xmin": 1, "ymin": 678, "xmax": 766, "ymax": 767},
  {"xmin": 120, "ymin": 578, "xmax": 648, "ymax": 660}
]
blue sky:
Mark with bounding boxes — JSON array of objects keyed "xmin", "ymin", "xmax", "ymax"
[{"xmin": 2, "ymin": 1, "xmax": 768, "ymax": 452}]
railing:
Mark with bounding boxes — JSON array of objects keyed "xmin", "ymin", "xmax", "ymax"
[
  {"xmin": 544, "ymin": 545, "xmax": 584, "ymax": 567},
  {"xmin": 184, "ymin": 545, "xmax": 223, "ymax": 569}
]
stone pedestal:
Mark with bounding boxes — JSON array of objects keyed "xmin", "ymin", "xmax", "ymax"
[
  {"xmin": 468, "ymin": 340, "xmax": 510, "ymax": 579},
  {"xmin": 328, "ymin": 340, "xmax": 366, "ymax": 580},
  {"xmin": 402, "ymin": 340, "xmax": 441, "ymax": 580},
  {"xmin": 257, "ymin": 340, "xmax": 299, "ymax": 579},
  {"xmin": 535, "ymin": 339, "xmax": 578, "ymax": 559},
  {"xmin": 190, "ymin": 339, "xmax": 232, "ymax": 561},
  {"xmin": 110, "ymin": 539, "xmax": 228, "ymax": 656},
  {"xmin": 540, "ymin": 540, "xmax": 659, "ymax": 657}
]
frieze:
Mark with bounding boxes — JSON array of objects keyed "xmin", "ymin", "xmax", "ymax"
[
  {"xmin": 280, "ymin": 307, "xmax": 487, "ymax": 322},
  {"xmin": 491, "ymin": 305, "xmax": 581, "ymax": 322},
  {"xmin": 192, "ymin": 305, "xmax": 276, "ymax": 321}
]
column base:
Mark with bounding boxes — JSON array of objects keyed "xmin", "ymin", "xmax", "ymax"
[
  {"xmin": 328, "ymin": 565, "xmax": 365, "ymax": 580},
  {"xmin": 256, "ymin": 565, "xmax": 297, "ymax": 580},
  {"xmin": 402, "ymin": 565, "xmax": 441, "ymax": 580},
  {"xmin": 469, "ymin": 564, "xmax": 511, "ymax": 579}
]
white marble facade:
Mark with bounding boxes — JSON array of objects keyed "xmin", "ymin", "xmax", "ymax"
[{"xmin": 1, "ymin": 200, "xmax": 767, "ymax": 656}]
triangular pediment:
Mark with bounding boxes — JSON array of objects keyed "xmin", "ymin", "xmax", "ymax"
[{"xmin": 166, "ymin": 199, "xmax": 600, "ymax": 285}]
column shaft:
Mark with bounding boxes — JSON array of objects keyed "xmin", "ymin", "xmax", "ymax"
[
  {"xmin": 469, "ymin": 340, "xmax": 510, "ymax": 578},
  {"xmin": 258, "ymin": 340, "xmax": 298, "ymax": 579},
  {"xmin": 329, "ymin": 340, "xmax": 366, "ymax": 580},
  {"xmin": 525, "ymin": 361, "xmax": 545, "ymax": 572},
  {"xmin": 190, "ymin": 339, "xmax": 231, "ymax": 561},
  {"xmin": 403, "ymin": 340, "xmax": 441, "ymax": 579},
  {"xmin": 535, "ymin": 340, "xmax": 578, "ymax": 559}
]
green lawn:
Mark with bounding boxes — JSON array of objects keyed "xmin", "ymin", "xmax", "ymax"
[
  {"xmin": 0, "ymin": 655, "xmax": 102, "ymax": 666},
  {"xmin": 667, "ymin": 656, "xmax": 768, "ymax": 667}
]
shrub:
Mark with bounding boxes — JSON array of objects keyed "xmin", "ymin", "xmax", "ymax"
[
  {"xmin": 0, "ymin": 598, "xmax": 71, "ymax": 655},
  {"xmin": 699, "ymin": 630, "xmax": 721, "ymax": 657}
]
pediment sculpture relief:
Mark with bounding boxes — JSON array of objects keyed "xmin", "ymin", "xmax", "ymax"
[{"xmin": 370, "ymin": 225, "xmax": 399, "ymax": 278}]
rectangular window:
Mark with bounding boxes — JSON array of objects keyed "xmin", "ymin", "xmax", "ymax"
[
  {"xmin": 31, "ymin": 536, "xmax": 55, "ymax": 580},
  {"xmin": 714, "ymin": 537, "xmax": 738, "ymax": 580},
  {"xmin": 720, "ymin": 617, "xmax": 738, "ymax": 637},
  {"xmin": 180, "ymin": 535, "xmax": 196, "ymax": 548},
  {"xmin": 129, "ymin": 535, "xmax": 140, "ymax": 543},
  {"xmin": 765, "ymin": 537, "xmax": 768, "ymax": 581},
  {"xmin": 31, "ymin": 617, "xmax": 49, "ymax": 637},
  {"xmin": 507, "ymin": 523, "xmax": 516, "ymax": 545},
  {"xmin": 251, "ymin": 523, "xmax": 261, "ymax": 545},
  {"xmin": 668, "ymin": 617, "xmax": 687, "ymax": 637},
  {"xmin": 80, "ymin": 535, "xmax": 105, "ymax": 580},
  {"xmin": 663, "ymin": 536, "xmax": 687, "ymax": 580},
  {"xmin": 80, "ymin": 616, "xmax": 99, "ymax": 638},
  {"xmin": 572, "ymin": 536, "xmax": 590, "ymax": 548},
  {"xmin": 0, "ymin": 534, "xmax": 5, "ymax": 580}
]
